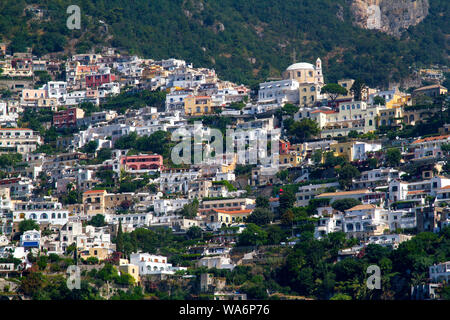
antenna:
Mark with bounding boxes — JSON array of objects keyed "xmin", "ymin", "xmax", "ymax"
[{"xmin": 292, "ymin": 48, "xmax": 296, "ymax": 63}]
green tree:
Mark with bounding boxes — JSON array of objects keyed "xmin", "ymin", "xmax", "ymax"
[
  {"xmin": 116, "ymin": 220, "xmax": 124, "ymax": 253},
  {"xmin": 312, "ymin": 149, "xmax": 323, "ymax": 165},
  {"xmin": 238, "ymin": 223, "xmax": 268, "ymax": 246},
  {"xmin": 186, "ymin": 226, "xmax": 202, "ymax": 239},
  {"xmin": 386, "ymin": 148, "xmax": 402, "ymax": 167},
  {"xmin": 368, "ymin": 157, "xmax": 378, "ymax": 169},
  {"xmin": 288, "ymin": 118, "xmax": 320, "ymax": 142},
  {"xmin": 373, "ymin": 95, "xmax": 386, "ymax": 106},
  {"xmin": 279, "ymin": 190, "xmax": 295, "ymax": 214},
  {"xmin": 321, "ymin": 83, "xmax": 347, "ymax": 107},
  {"xmin": 281, "ymin": 209, "xmax": 294, "ymax": 226},
  {"xmin": 350, "ymin": 79, "xmax": 365, "ymax": 101},
  {"xmin": 282, "ymin": 103, "xmax": 299, "ymax": 116},
  {"xmin": 331, "ymin": 198, "xmax": 362, "ymax": 212},
  {"xmin": 245, "ymin": 208, "xmax": 274, "ymax": 226},
  {"xmin": 19, "ymin": 219, "xmax": 39, "ymax": 233},
  {"xmin": 255, "ymin": 196, "xmax": 270, "ymax": 209},
  {"xmin": 88, "ymin": 214, "xmax": 106, "ymax": 227},
  {"xmin": 180, "ymin": 199, "xmax": 199, "ymax": 219},
  {"xmin": 81, "ymin": 140, "xmax": 99, "ymax": 154},
  {"xmin": 330, "ymin": 293, "xmax": 352, "ymax": 300},
  {"xmin": 337, "ymin": 164, "xmax": 360, "ymax": 190},
  {"xmin": 348, "ymin": 130, "xmax": 359, "ymax": 139}
]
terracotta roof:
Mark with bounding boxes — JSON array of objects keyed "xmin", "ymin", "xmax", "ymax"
[
  {"xmin": 213, "ymin": 209, "xmax": 253, "ymax": 214},
  {"xmin": 311, "ymin": 110, "xmax": 337, "ymax": 114},
  {"xmin": 0, "ymin": 128, "xmax": 32, "ymax": 131},
  {"xmin": 412, "ymin": 135, "xmax": 450, "ymax": 144},
  {"xmin": 346, "ymin": 204, "xmax": 376, "ymax": 211},
  {"xmin": 439, "ymin": 185, "xmax": 450, "ymax": 191},
  {"xmin": 414, "ymin": 84, "xmax": 447, "ymax": 91},
  {"xmin": 317, "ymin": 189, "xmax": 370, "ymax": 197},
  {"xmin": 83, "ymin": 189, "xmax": 106, "ymax": 194},
  {"xmin": 407, "ymin": 190, "xmax": 427, "ymax": 195}
]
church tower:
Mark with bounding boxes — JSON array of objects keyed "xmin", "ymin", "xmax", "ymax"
[{"xmin": 315, "ymin": 57, "xmax": 324, "ymax": 84}]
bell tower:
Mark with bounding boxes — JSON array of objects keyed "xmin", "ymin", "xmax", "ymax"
[{"xmin": 315, "ymin": 57, "xmax": 324, "ymax": 84}]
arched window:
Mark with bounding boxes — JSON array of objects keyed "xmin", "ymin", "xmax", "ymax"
[{"xmin": 41, "ymin": 213, "xmax": 48, "ymax": 220}]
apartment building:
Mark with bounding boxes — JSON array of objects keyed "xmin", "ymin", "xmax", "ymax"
[
  {"xmin": 199, "ymin": 198, "xmax": 255, "ymax": 215},
  {"xmin": 0, "ymin": 128, "xmax": 43, "ymax": 154}
]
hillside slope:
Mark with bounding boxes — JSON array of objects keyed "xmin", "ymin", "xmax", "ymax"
[{"xmin": 0, "ymin": 0, "xmax": 448, "ymax": 88}]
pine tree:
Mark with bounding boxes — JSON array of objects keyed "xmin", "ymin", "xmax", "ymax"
[{"xmin": 116, "ymin": 220, "xmax": 124, "ymax": 254}]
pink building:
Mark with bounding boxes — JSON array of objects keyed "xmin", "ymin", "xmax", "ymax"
[{"xmin": 120, "ymin": 154, "xmax": 163, "ymax": 171}]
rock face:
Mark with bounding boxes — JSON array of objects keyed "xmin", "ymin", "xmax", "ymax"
[{"xmin": 350, "ymin": 0, "xmax": 429, "ymax": 37}]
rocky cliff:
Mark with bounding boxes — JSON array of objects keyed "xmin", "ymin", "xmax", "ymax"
[{"xmin": 350, "ymin": 0, "xmax": 429, "ymax": 37}]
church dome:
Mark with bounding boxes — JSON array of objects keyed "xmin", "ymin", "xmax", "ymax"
[{"xmin": 286, "ymin": 62, "xmax": 315, "ymax": 71}]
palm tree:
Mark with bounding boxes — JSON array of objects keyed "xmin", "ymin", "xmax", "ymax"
[{"xmin": 411, "ymin": 272, "xmax": 427, "ymax": 287}]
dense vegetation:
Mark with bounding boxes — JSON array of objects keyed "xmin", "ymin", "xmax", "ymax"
[{"xmin": 0, "ymin": 0, "xmax": 448, "ymax": 87}]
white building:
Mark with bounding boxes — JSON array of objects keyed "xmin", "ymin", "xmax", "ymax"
[
  {"xmin": 130, "ymin": 253, "xmax": 175, "ymax": 275},
  {"xmin": 411, "ymin": 135, "xmax": 450, "ymax": 160},
  {"xmin": 0, "ymin": 128, "xmax": 42, "ymax": 154},
  {"xmin": 44, "ymin": 81, "xmax": 67, "ymax": 104},
  {"xmin": 153, "ymin": 198, "xmax": 190, "ymax": 216},
  {"xmin": 258, "ymin": 79, "xmax": 299, "ymax": 106},
  {"xmin": 196, "ymin": 255, "xmax": 235, "ymax": 270},
  {"xmin": 159, "ymin": 170, "xmax": 200, "ymax": 194},
  {"xmin": 20, "ymin": 230, "xmax": 41, "ymax": 248},
  {"xmin": 352, "ymin": 141, "xmax": 382, "ymax": 161},
  {"xmin": 366, "ymin": 234, "xmax": 412, "ymax": 249},
  {"xmin": 353, "ymin": 168, "xmax": 402, "ymax": 189},
  {"xmin": 295, "ymin": 182, "xmax": 340, "ymax": 207},
  {"xmin": 429, "ymin": 261, "xmax": 450, "ymax": 283}
]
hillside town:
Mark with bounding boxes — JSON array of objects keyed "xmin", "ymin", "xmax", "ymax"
[{"xmin": 0, "ymin": 45, "xmax": 449, "ymax": 301}]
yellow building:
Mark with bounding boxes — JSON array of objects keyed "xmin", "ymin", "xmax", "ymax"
[
  {"xmin": 209, "ymin": 208, "xmax": 253, "ymax": 225},
  {"xmin": 283, "ymin": 58, "xmax": 324, "ymax": 85},
  {"xmin": 184, "ymin": 95, "xmax": 215, "ymax": 116},
  {"xmin": 79, "ymin": 247, "xmax": 110, "ymax": 261},
  {"xmin": 82, "ymin": 190, "xmax": 107, "ymax": 215},
  {"xmin": 279, "ymin": 152, "xmax": 302, "ymax": 167},
  {"xmin": 83, "ymin": 190, "xmax": 135, "ymax": 215},
  {"xmin": 298, "ymin": 83, "xmax": 323, "ymax": 107},
  {"xmin": 119, "ymin": 264, "xmax": 140, "ymax": 285},
  {"xmin": 413, "ymin": 84, "xmax": 448, "ymax": 100},
  {"xmin": 104, "ymin": 192, "xmax": 134, "ymax": 212},
  {"xmin": 385, "ymin": 94, "xmax": 410, "ymax": 109},
  {"xmin": 142, "ymin": 65, "xmax": 169, "ymax": 79},
  {"xmin": 37, "ymin": 97, "xmax": 59, "ymax": 111},
  {"xmin": 330, "ymin": 141, "xmax": 354, "ymax": 161},
  {"xmin": 377, "ymin": 106, "xmax": 403, "ymax": 127}
]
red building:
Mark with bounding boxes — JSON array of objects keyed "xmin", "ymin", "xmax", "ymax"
[
  {"xmin": 279, "ymin": 139, "xmax": 291, "ymax": 155},
  {"xmin": 85, "ymin": 73, "xmax": 116, "ymax": 88},
  {"xmin": 120, "ymin": 154, "xmax": 164, "ymax": 171},
  {"xmin": 53, "ymin": 107, "xmax": 85, "ymax": 128}
]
